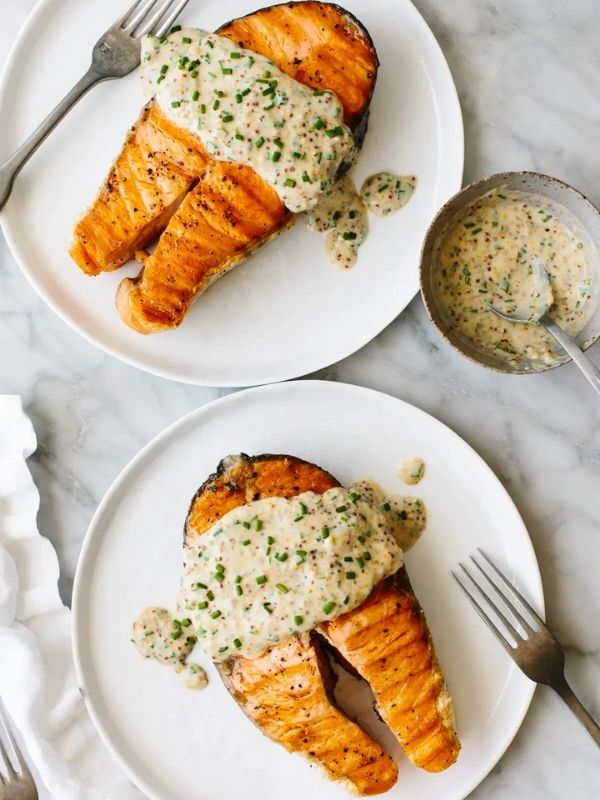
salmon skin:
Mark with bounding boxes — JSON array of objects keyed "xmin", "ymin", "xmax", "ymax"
[
  {"xmin": 184, "ymin": 453, "xmax": 460, "ymax": 792},
  {"xmin": 70, "ymin": 2, "xmax": 379, "ymax": 332},
  {"xmin": 185, "ymin": 453, "xmax": 399, "ymax": 796}
]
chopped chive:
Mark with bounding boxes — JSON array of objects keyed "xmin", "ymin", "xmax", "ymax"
[
  {"xmin": 336, "ymin": 505, "xmax": 347, "ymax": 513},
  {"xmin": 273, "ymin": 119, "xmax": 284, "ymax": 128},
  {"xmin": 235, "ymin": 132, "xmax": 244, "ymax": 140},
  {"xmin": 199, "ymin": 104, "xmax": 206, "ymax": 114},
  {"xmin": 172, "ymin": 619, "xmax": 181, "ymax": 629},
  {"xmin": 271, "ymin": 150, "xmax": 281, "ymax": 162},
  {"xmin": 171, "ymin": 630, "xmax": 182, "ymax": 640},
  {"xmin": 296, "ymin": 549, "xmax": 307, "ymax": 557},
  {"xmin": 218, "ymin": 646, "xmax": 228, "ymax": 653},
  {"xmin": 210, "ymin": 610, "xmax": 221, "ymax": 619},
  {"xmin": 197, "ymin": 601, "xmax": 208, "ymax": 610},
  {"xmin": 242, "ymin": 521, "xmax": 251, "ymax": 529},
  {"xmin": 356, "ymin": 556, "xmax": 365, "ymax": 568},
  {"xmin": 206, "ymin": 590, "xmax": 215, "ymax": 601},
  {"xmin": 182, "ymin": 36, "xmax": 192, "ymax": 44},
  {"xmin": 222, "ymin": 113, "xmax": 234, "ymax": 122},
  {"xmin": 240, "ymin": 87, "xmax": 251, "ymax": 96},
  {"xmin": 242, "ymin": 538, "xmax": 251, "ymax": 545},
  {"xmin": 255, "ymin": 136, "xmax": 265, "ymax": 148},
  {"xmin": 235, "ymin": 584, "xmax": 243, "ymax": 596},
  {"xmin": 233, "ymin": 638, "xmax": 242, "ymax": 649},
  {"xmin": 193, "ymin": 582, "xmax": 207, "ymax": 590},
  {"xmin": 275, "ymin": 552, "xmax": 288, "ymax": 562},
  {"xmin": 349, "ymin": 492, "xmax": 361, "ymax": 502},
  {"xmin": 263, "ymin": 602, "xmax": 273, "ymax": 614},
  {"xmin": 181, "ymin": 618, "xmax": 192, "ymax": 627},
  {"xmin": 215, "ymin": 562, "xmax": 225, "ymax": 573},
  {"xmin": 186, "ymin": 636, "xmax": 196, "ymax": 645},
  {"xmin": 171, "ymin": 100, "xmax": 181, "ymax": 108},
  {"xmin": 326, "ymin": 126, "xmax": 344, "ymax": 138},
  {"xmin": 332, "ymin": 210, "xmax": 342, "ymax": 221},
  {"xmin": 231, "ymin": 51, "xmax": 241, "ymax": 59},
  {"xmin": 363, "ymin": 552, "xmax": 372, "ymax": 561},
  {"xmin": 221, "ymin": 66, "xmax": 233, "ymax": 75},
  {"xmin": 192, "ymin": 90, "xmax": 200, "ymax": 101},
  {"xmin": 313, "ymin": 89, "xmax": 326, "ymax": 96},
  {"xmin": 160, "ymin": 64, "xmax": 169, "ymax": 75},
  {"xmin": 235, "ymin": 575, "xmax": 242, "ymax": 583},
  {"xmin": 292, "ymin": 151, "xmax": 302, "ymax": 159},
  {"xmin": 212, "ymin": 99, "xmax": 220, "ymax": 110},
  {"xmin": 294, "ymin": 515, "xmax": 304, "ymax": 522},
  {"xmin": 215, "ymin": 89, "xmax": 225, "ymax": 97},
  {"xmin": 343, "ymin": 556, "xmax": 353, "ymax": 562},
  {"xmin": 284, "ymin": 178, "xmax": 296, "ymax": 188},
  {"xmin": 170, "ymin": 25, "xmax": 181, "ymax": 33},
  {"xmin": 190, "ymin": 70, "xmax": 198, "ymax": 78},
  {"xmin": 235, "ymin": 93, "xmax": 243, "ymax": 103},
  {"xmin": 273, "ymin": 137, "xmax": 284, "ymax": 149},
  {"xmin": 294, "ymin": 615, "xmax": 304, "ymax": 626},
  {"xmin": 156, "ymin": 75, "xmax": 165, "ymax": 84},
  {"xmin": 322, "ymin": 601, "xmax": 336, "ymax": 615},
  {"xmin": 321, "ymin": 526, "xmax": 330, "ymax": 539},
  {"xmin": 345, "ymin": 571, "xmax": 357, "ymax": 580},
  {"xmin": 207, "ymin": 40, "xmax": 214, "ymax": 48},
  {"xmin": 343, "ymin": 232, "xmax": 357, "ymax": 240},
  {"xmin": 267, "ymin": 536, "xmax": 275, "ymax": 545},
  {"xmin": 314, "ymin": 117, "xmax": 325, "ymax": 130},
  {"xmin": 276, "ymin": 583, "xmax": 290, "ymax": 594},
  {"xmin": 302, "ymin": 174, "xmax": 311, "ymax": 183},
  {"xmin": 214, "ymin": 572, "xmax": 225, "ymax": 583},
  {"xmin": 256, "ymin": 575, "xmax": 267, "ymax": 585}
]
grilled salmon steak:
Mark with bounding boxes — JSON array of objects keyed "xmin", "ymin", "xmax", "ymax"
[
  {"xmin": 185, "ymin": 454, "xmax": 399, "ymax": 795},
  {"xmin": 70, "ymin": 2, "xmax": 379, "ymax": 332},
  {"xmin": 184, "ymin": 453, "xmax": 459, "ymax": 792}
]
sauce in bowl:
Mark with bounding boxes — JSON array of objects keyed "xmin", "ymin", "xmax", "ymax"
[{"xmin": 431, "ymin": 187, "xmax": 598, "ymax": 368}]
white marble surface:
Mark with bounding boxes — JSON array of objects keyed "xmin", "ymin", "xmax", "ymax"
[{"xmin": 1, "ymin": 0, "xmax": 599, "ymax": 797}]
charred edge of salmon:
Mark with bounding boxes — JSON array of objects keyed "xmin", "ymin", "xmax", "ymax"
[
  {"xmin": 184, "ymin": 452, "xmax": 340, "ymax": 542},
  {"xmin": 218, "ymin": 1, "xmax": 379, "ymax": 149}
]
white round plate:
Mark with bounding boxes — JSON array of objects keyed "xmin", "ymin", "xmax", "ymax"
[
  {"xmin": 0, "ymin": 0, "xmax": 463, "ymax": 386},
  {"xmin": 73, "ymin": 380, "xmax": 542, "ymax": 800}
]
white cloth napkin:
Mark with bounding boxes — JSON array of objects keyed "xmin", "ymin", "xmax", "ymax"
[{"xmin": 0, "ymin": 396, "xmax": 143, "ymax": 800}]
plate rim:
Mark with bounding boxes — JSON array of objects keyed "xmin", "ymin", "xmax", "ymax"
[
  {"xmin": 0, "ymin": 0, "xmax": 464, "ymax": 387},
  {"xmin": 72, "ymin": 379, "xmax": 543, "ymax": 800}
]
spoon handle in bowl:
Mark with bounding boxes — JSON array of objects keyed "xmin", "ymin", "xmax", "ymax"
[{"xmin": 542, "ymin": 315, "xmax": 600, "ymax": 396}]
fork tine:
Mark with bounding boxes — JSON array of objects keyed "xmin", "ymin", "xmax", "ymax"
[
  {"xmin": 0, "ymin": 732, "xmax": 17, "ymax": 780},
  {"xmin": 116, "ymin": 0, "xmax": 144, "ymax": 26},
  {"xmin": 478, "ymin": 549, "xmax": 545, "ymax": 626},
  {"xmin": 459, "ymin": 562, "xmax": 523, "ymax": 643},
  {"xmin": 452, "ymin": 567, "xmax": 517, "ymax": 654},
  {"xmin": 0, "ymin": 701, "xmax": 29, "ymax": 778},
  {"xmin": 470, "ymin": 554, "xmax": 536, "ymax": 635},
  {"xmin": 121, "ymin": 0, "xmax": 161, "ymax": 34},
  {"xmin": 153, "ymin": 0, "xmax": 192, "ymax": 39},
  {"xmin": 132, "ymin": 0, "xmax": 178, "ymax": 38}
]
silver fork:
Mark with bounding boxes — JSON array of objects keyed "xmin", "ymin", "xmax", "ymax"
[
  {"xmin": 0, "ymin": 0, "xmax": 190, "ymax": 211},
  {"xmin": 452, "ymin": 549, "xmax": 600, "ymax": 747},
  {"xmin": 0, "ymin": 700, "xmax": 37, "ymax": 800}
]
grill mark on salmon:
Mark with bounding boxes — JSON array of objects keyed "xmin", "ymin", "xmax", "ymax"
[{"xmin": 320, "ymin": 572, "xmax": 461, "ymax": 772}]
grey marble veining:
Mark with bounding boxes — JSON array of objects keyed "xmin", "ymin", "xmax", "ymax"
[{"xmin": 1, "ymin": 0, "xmax": 599, "ymax": 797}]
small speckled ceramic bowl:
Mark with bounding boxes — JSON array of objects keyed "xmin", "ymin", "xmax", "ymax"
[{"xmin": 420, "ymin": 171, "xmax": 600, "ymax": 374}]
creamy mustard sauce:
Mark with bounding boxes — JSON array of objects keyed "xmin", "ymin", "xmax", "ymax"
[
  {"xmin": 397, "ymin": 458, "xmax": 426, "ymax": 486},
  {"xmin": 140, "ymin": 28, "xmax": 354, "ymax": 213},
  {"xmin": 304, "ymin": 175, "xmax": 369, "ymax": 269},
  {"xmin": 132, "ymin": 480, "xmax": 426, "ymax": 669},
  {"xmin": 434, "ymin": 187, "xmax": 597, "ymax": 367},
  {"xmin": 304, "ymin": 171, "xmax": 417, "ymax": 268},
  {"xmin": 178, "ymin": 484, "xmax": 406, "ymax": 661},
  {"xmin": 131, "ymin": 606, "xmax": 208, "ymax": 689},
  {"xmin": 361, "ymin": 173, "xmax": 417, "ymax": 217}
]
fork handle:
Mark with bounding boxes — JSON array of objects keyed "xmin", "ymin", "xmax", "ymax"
[
  {"xmin": 0, "ymin": 66, "xmax": 107, "ymax": 211},
  {"xmin": 541, "ymin": 314, "xmax": 600, "ymax": 396},
  {"xmin": 555, "ymin": 676, "xmax": 600, "ymax": 747}
]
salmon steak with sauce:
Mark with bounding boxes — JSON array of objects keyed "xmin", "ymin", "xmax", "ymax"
[
  {"xmin": 70, "ymin": 2, "xmax": 379, "ymax": 333},
  {"xmin": 184, "ymin": 454, "xmax": 460, "ymax": 793}
]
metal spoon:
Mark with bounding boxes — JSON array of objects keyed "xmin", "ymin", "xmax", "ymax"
[{"xmin": 487, "ymin": 260, "xmax": 600, "ymax": 395}]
